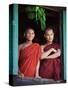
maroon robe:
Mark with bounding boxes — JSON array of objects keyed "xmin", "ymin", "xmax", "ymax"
[{"xmin": 39, "ymin": 43, "xmax": 61, "ymax": 80}]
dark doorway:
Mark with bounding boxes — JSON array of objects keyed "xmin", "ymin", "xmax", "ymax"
[{"xmin": 46, "ymin": 8, "xmax": 60, "ymax": 44}]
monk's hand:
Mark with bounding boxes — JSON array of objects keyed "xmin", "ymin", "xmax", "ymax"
[
  {"xmin": 51, "ymin": 48, "xmax": 57, "ymax": 53},
  {"xmin": 18, "ymin": 71, "xmax": 24, "ymax": 78},
  {"xmin": 35, "ymin": 74, "xmax": 41, "ymax": 79}
]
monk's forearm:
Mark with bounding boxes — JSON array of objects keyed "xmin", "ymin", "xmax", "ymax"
[
  {"xmin": 35, "ymin": 61, "xmax": 40, "ymax": 77},
  {"xmin": 41, "ymin": 48, "xmax": 54, "ymax": 59},
  {"xmin": 45, "ymin": 50, "xmax": 61, "ymax": 59}
]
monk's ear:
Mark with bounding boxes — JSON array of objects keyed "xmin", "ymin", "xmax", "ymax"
[
  {"xmin": 24, "ymin": 33, "xmax": 26, "ymax": 37},
  {"xmin": 53, "ymin": 33, "xmax": 54, "ymax": 36},
  {"xmin": 44, "ymin": 34, "xmax": 46, "ymax": 38}
]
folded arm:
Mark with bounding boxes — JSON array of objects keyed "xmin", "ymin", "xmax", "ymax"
[
  {"xmin": 41, "ymin": 46, "xmax": 57, "ymax": 59},
  {"xmin": 45, "ymin": 49, "xmax": 61, "ymax": 59}
]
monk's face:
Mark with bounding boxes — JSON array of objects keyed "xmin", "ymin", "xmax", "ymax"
[
  {"xmin": 26, "ymin": 29, "xmax": 35, "ymax": 41},
  {"xmin": 44, "ymin": 29, "xmax": 54, "ymax": 43}
]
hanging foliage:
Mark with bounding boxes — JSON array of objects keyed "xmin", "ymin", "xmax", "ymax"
[{"xmin": 25, "ymin": 6, "xmax": 46, "ymax": 31}]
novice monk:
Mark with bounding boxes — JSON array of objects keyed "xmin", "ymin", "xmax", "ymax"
[
  {"xmin": 39, "ymin": 27, "xmax": 61, "ymax": 80},
  {"xmin": 18, "ymin": 28, "xmax": 41, "ymax": 78}
]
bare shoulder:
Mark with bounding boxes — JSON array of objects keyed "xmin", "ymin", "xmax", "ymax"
[
  {"xmin": 41, "ymin": 45, "xmax": 45, "ymax": 49},
  {"xmin": 19, "ymin": 43, "xmax": 25, "ymax": 50},
  {"xmin": 40, "ymin": 45, "xmax": 45, "ymax": 53}
]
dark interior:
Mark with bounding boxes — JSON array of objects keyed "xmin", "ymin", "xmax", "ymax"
[{"xmin": 19, "ymin": 5, "xmax": 61, "ymax": 45}]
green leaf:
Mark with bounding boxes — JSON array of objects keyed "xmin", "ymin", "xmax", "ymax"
[{"xmin": 25, "ymin": 6, "xmax": 46, "ymax": 31}]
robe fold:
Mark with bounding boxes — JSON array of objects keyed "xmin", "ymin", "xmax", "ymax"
[
  {"xmin": 39, "ymin": 43, "xmax": 61, "ymax": 80},
  {"xmin": 19, "ymin": 43, "xmax": 41, "ymax": 77}
]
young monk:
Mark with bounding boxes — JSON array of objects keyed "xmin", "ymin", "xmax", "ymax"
[
  {"xmin": 18, "ymin": 27, "xmax": 41, "ymax": 78},
  {"xmin": 39, "ymin": 27, "xmax": 61, "ymax": 80}
]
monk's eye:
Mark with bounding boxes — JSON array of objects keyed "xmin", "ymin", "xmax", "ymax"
[
  {"xmin": 51, "ymin": 33, "xmax": 53, "ymax": 36},
  {"xmin": 32, "ymin": 33, "xmax": 34, "ymax": 35},
  {"xmin": 46, "ymin": 34, "xmax": 49, "ymax": 36}
]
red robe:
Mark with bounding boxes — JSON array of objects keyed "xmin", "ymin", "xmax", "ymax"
[
  {"xmin": 39, "ymin": 43, "xmax": 61, "ymax": 80},
  {"xmin": 19, "ymin": 43, "xmax": 41, "ymax": 77}
]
